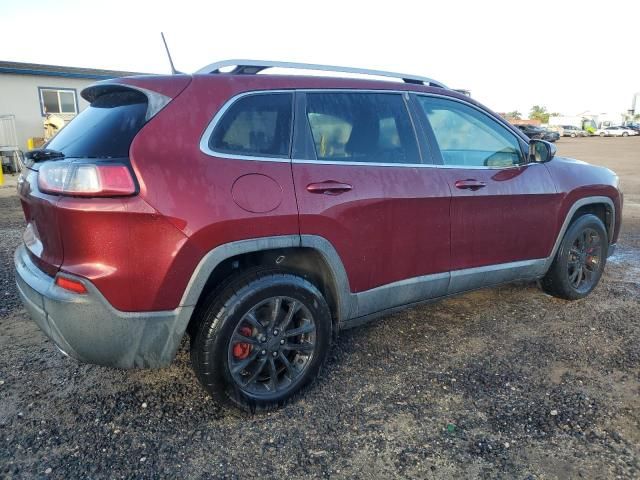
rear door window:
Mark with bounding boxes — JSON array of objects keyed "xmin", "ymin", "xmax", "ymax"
[
  {"xmin": 304, "ymin": 92, "xmax": 420, "ymax": 164},
  {"xmin": 45, "ymin": 90, "xmax": 148, "ymax": 158},
  {"xmin": 209, "ymin": 93, "xmax": 293, "ymax": 158}
]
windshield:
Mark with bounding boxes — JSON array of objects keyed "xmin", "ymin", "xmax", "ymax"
[{"xmin": 45, "ymin": 90, "xmax": 148, "ymax": 158}]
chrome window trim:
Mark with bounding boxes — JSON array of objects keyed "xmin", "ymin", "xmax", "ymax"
[
  {"xmin": 292, "ymin": 159, "xmax": 436, "ymax": 168},
  {"xmin": 291, "ymin": 158, "xmax": 544, "ymax": 170},
  {"xmin": 199, "ymin": 89, "xmax": 295, "ymax": 162},
  {"xmin": 135, "ymin": 86, "xmax": 172, "ymax": 121},
  {"xmin": 199, "ymin": 88, "xmax": 535, "ymax": 170}
]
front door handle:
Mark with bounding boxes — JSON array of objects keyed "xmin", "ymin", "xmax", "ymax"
[
  {"xmin": 454, "ymin": 179, "xmax": 486, "ymax": 191},
  {"xmin": 306, "ymin": 181, "xmax": 353, "ymax": 195}
]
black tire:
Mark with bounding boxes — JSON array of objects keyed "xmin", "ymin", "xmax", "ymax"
[
  {"xmin": 191, "ymin": 269, "xmax": 332, "ymax": 411},
  {"xmin": 540, "ymin": 214, "xmax": 608, "ymax": 300}
]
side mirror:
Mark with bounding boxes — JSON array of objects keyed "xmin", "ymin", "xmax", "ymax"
[{"xmin": 529, "ymin": 139, "xmax": 556, "ymax": 163}]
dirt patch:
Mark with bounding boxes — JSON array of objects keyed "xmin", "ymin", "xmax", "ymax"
[{"xmin": 1, "ymin": 139, "xmax": 639, "ymax": 478}]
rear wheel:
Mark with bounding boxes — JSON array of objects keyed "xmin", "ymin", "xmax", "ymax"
[
  {"xmin": 540, "ymin": 214, "xmax": 607, "ymax": 300},
  {"xmin": 622, "ymin": 132, "xmax": 628, "ymax": 137},
  {"xmin": 191, "ymin": 270, "xmax": 332, "ymax": 411},
  {"xmin": 571, "ymin": 133, "xmax": 576, "ymax": 138},
  {"xmin": 600, "ymin": 132, "xmax": 606, "ymax": 137}
]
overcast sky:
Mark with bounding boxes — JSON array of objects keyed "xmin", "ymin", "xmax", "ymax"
[{"xmin": 2, "ymin": 0, "xmax": 639, "ymax": 117}]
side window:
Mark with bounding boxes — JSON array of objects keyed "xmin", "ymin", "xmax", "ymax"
[
  {"xmin": 417, "ymin": 96, "xmax": 524, "ymax": 167},
  {"xmin": 209, "ymin": 93, "xmax": 293, "ymax": 158},
  {"xmin": 39, "ymin": 87, "xmax": 78, "ymax": 115},
  {"xmin": 305, "ymin": 93, "xmax": 420, "ymax": 164}
]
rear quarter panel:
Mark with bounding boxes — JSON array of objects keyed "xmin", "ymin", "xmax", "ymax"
[{"xmin": 128, "ymin": 76, "xmax": 300, "ymax": 310}]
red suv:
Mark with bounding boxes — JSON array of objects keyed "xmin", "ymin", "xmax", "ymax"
[{"xmin": 14, "ymin": 60, "xmax": 622, "ymax": 411}]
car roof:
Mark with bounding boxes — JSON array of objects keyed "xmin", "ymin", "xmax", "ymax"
[
  {"xmin": 190, "ymin": 73, "xmax": 480, "ymax": 105},
  {"xmin": 191, "ymin": 73, "xmax": 451, "ymax": 94}
]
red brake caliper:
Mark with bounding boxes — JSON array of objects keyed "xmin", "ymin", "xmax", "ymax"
[{"xmin": 233, "ymin": 326, "xmax": 253, "ymax": 360}]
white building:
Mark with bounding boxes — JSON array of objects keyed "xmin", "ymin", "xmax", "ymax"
[
  {"xmin": 0, "ymin": 61, "xmax": 144, "ymax": 156},
  {"xmin": 631, "ymin": 92, "xmax": 640, "ymax": 117}
]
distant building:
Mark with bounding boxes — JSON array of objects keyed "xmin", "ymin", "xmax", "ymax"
[
  {"xmin": 631, "ymin": 92, "xmax": 640, "ymax": 117},
  {"xmin": 547, "ymin": 111, "xmax": 627, "ymax": 130},
  {"xmin": 0, "ymin": 61, "xmax": 147, "ymax": 153}
]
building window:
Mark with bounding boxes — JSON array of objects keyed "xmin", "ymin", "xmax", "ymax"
[{"xmin": 38, "ymin": 87, "xmax": 78, "ymax": 115}]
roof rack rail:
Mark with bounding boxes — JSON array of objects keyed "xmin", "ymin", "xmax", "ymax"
[{"xmin": 195, "ymin": 59, "xmax": 448, "ymax": 89}]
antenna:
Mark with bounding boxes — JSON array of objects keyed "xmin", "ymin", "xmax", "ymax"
[{"xmin": 161, "ymin": 32, "xmax": 179, "ymax": 74}]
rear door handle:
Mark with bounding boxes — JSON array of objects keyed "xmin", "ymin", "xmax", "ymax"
[
  {"xmin": 454, "ymin": 179, "xmax": 486, "ymax": 191},
  {"xmin": 306, "ymin": 181, "xmax": 353, "ymax": 195}
]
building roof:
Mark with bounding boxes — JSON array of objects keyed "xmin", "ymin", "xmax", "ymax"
[{"xmin": 0, "ymin": 61, "xmax": 153, "ymax": 80}]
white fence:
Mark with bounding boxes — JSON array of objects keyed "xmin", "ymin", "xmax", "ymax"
[
  {"xmin": 0, "ymin": 115, "xmax": 21, "ymax": 172},
  {"xmin": 0, "ymin": 115, "xmax": 18, "ymax": 150}
]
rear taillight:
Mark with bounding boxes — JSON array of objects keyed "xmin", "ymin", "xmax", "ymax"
[{"xmin": 38, "ymin": 162, "xmax": 136, "ymax": 197}]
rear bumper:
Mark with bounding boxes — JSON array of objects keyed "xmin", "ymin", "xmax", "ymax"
[{"xmin": 14, "ymin": 244, "xmax": 193, "ymax": 369}]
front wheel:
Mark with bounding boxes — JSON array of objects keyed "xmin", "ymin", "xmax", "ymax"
[
  {"xmin": 540, "ymin": 214, "xmax": 608, "ymax": 300},
  {"xmin": 622, "ymin": 132, "xmax": 628, "ymax": 137},
  {"xmin": 571, "ymin": 133, "xmax": 576, "ymax": 138},
  {"xmin": 190, "ymin": 270, "xmax": 332, "ymax": 411},
  {"xmin": 599, "ymin": 132, "xmax": 606, "ymax": 137}
]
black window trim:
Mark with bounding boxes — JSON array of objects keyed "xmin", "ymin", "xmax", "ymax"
[
  {"xmin": 410, "ymin": 92, "xmax": 533, "ymax": 170},
  {"xmin": 200, "ymin": 90, "xmax": 296, "ymax": 163}
]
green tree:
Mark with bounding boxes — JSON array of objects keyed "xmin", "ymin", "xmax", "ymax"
[
  {"xmin": 529, "ymin": 105, "xmax": 551, "ymax": 123},
  {"xmin": 506, "ymin": 110, "xmax": 522, "ymax": 120}
]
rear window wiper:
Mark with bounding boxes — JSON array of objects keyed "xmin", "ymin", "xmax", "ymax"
[{"xmin": 25, "ymin": 148, "xmax": 66, "ymax": 162}]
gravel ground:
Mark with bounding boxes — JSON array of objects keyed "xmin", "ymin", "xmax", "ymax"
[{"xmin": 1, "ymin": 137, "xmax": 639, "ymax": 479}]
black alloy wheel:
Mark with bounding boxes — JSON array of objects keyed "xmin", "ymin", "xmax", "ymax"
[
  {"xmin": 566, "ymin": 227, "xmax": 603, "ymax": 294},
  {"xmin": 540, "ymin": 214, "xmax": 608, "ymax": 300},
  {"xmin": 227, "ymin": 296, "xmax": 317, "ymax": 396},
  {"xmin": 190, "ymin": 270, "xmax": 332, "ymax": 411}
]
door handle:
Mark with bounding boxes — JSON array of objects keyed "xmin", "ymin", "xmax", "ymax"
[
  {"xmin": 306, "ymin": 181, "xmax": 353, "ymax": 195},
  {"xmin": 454, "ymin": 179, "xmax": 486, "ymax": 191}
]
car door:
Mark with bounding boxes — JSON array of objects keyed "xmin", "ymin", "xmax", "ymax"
[
  {"xmin": 291, "ymin": 91, "xmax": 451, "ymax": 316},
  {"xmin": 412, "ymin": 94, "xmax": 561, "ymax": 293}
]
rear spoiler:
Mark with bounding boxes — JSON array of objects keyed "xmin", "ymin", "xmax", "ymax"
[
  {"xmin": 82, "ymin": 75, "xmax": 191, "ymax": 120},
  {"xmin": 81, "ymin": 83, "xmax": 172, "ymax": 121}
]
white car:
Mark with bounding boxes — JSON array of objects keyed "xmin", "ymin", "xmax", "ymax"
[{"xmin": 596, "ymin": 126, "xmax": 638, "ymax": 137}]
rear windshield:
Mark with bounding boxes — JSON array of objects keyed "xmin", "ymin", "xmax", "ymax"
[{"xmin": 45, "ymin": 90, "xmax": 148, "ymax": 158}]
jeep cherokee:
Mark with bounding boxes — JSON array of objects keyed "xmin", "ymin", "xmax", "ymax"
[{"xmin": 14, "ymin": 60, "xmax": 622, "ymax": 411}]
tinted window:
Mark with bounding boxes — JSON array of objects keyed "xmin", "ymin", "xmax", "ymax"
[
  {"xmin": 209, "ymin": 93, "xmax": 293, "ymax": 158},
  {"xmin": 305, "ymin": 93, "xmax": 419, "ymax": 164},
  {"xmin": 46, "ymin": 90, "xmax": 147, "ymax": 158},
  {"xmin": 417, "ymin": 96, "xmax": 523, "ymax": 167}
]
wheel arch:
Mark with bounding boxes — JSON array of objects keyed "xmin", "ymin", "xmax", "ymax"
[
  {"xmin": 180, "ymin": 235, "xmax": 355, "ymax": 337},
  {"xmin": 544, "ymin": 196, "xmax": 615, "ymax": 271}
]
